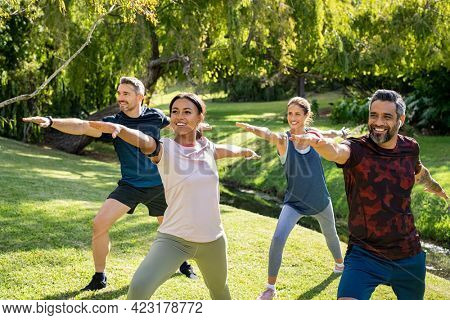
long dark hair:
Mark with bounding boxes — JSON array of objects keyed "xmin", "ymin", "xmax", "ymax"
[{"xmin": 169, "ymin": 93, "xmax": 206, "ymax": 140}]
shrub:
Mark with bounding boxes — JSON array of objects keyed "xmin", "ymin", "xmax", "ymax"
[
  {"xmin": 222, "ymin": 76, "xmax": 294, "ymax": 102},
  {"xmin": 330, "ymin": 98, "xmax": 368, "ymax": 124}
]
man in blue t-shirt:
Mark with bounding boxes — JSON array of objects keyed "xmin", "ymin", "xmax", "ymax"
[{"xmin": 23, "ymin": 77, "xmax": 198, "ymax": 291}]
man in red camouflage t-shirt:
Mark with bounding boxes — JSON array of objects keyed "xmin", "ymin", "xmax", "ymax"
[{"xmin": 289, "ymin": 89, "xmax": 448, "ymax": 300}]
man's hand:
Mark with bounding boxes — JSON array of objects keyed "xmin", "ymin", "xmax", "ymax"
[
  {"xmin": 89, "ymin": 121, "xmax": 123, "ymax": 138},
  {"xmin": 22, "ymin": 116, "xmax": 51, "ymax": 128},
  {"xmin": 424, "ymin": 186, "xmax": 449, "ymax": 201},
  {"xmin": 289, "ymin": 133, "xmax": 325, "ymax": 146}
]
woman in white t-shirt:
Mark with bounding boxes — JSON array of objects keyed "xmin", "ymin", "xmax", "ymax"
[{"xmin": 90, "ymin": 93, "xmax": 259, "ymax": 299}]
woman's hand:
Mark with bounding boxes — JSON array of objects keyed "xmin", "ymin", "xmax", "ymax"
[
  {"xmin": 236, "ymin": 122, "xmax": 255, "ymax": 132},
  {"xmin": 243, "ymin": 148, "xmax": 261, "ymax": 160},
  {"xmin": 89, "ymin": 121, "xmax": 123, "ymax": 138},
  {"xmin": 289, "ymin": 133, "xmax": 325, "ymax": 147}
]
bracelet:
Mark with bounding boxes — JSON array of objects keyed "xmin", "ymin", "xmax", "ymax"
[{"xmin": 45, "ymin": 116, "xmax": 53, "ymax": 127}]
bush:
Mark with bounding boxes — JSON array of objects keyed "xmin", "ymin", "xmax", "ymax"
[
  {"xmin": 405, "ymin": 70, "xmax": 450, "ymax": 134},
  {"xmin": 222, "ymin": 76, "xmax": 294, "ymax": 102},
  {"xmin": 311, "ymin": 99, "xmax": 319, "ymax": 118},
  {"xmin": 330, "ymin": 98, "xmax": 368, "ymax": 124}
]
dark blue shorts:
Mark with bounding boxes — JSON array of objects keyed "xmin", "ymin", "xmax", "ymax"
[{"xmin": 337, "ymin": 245, "xmax": 426, "ymax": 300}]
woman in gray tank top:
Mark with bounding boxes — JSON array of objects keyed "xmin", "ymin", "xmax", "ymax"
[{"xmin": 236, "ymin": 97, "xmax": 347, "ymax": 300}]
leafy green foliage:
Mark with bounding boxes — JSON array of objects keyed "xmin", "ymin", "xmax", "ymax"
[
  {"xmin": 330, "ymin": 98, "xmax": 368, "ymax": 124},
  {"xmin": 405, "ymin": 69, "xmax": 450, "ymax": 134}
]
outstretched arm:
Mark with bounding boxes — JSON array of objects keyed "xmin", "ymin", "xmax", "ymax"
[
  {"xmin": 235, "ymin": 122, "xmax": 283, "ymax": 145},
  {"xmin": 22, "ymin": 116, "xmax": 102, "ymax": 137},
  {"xmin": 88, "ymin": 121, "xmax": 158, "ymax": 156},
  {"xmin": 311, "ymin": 126, "xmax": 350, "ymax": 139},
  {"xmin": 289, "ymin": 133, "xmax": 351, "ymax": 164},
  {"xmin": 415, "ymin": 166, "xmax": 449, "ymax": 202},
  {"xmin": 214, "ymin": 144, "xmax": 260, "ymax": 160}
]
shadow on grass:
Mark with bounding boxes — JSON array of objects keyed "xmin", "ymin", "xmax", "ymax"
[
  {"xmin": 296, "ymin": 272, "xmax": 341, "ymax": 300},
  {"xmin": 43, "ymin": 286, "xmax": 130, "ymax": 300},
  {"xmin": 88, "ymin": 286, "xmax": 129, "ymax": 300},
  {"xmin": 0, "ymin": 206, "xmax": 160, "ymax": 254},
  {"xmin": 42, "ymin": 273, "xmax": 188, "ymax": 300}
]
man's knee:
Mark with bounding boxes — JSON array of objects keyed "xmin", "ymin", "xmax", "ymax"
[{"xmin": 92, "ymin": 212, "xmax": 115, "ymax": 235}]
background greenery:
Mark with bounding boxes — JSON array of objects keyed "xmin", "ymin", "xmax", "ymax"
[{"xmin": 1, "ymin": 0, "xmax": 449, "ymax": 141}]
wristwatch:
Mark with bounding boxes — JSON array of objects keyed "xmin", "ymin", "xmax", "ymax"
[{"xmin": 45, "ymin": 116, "xmax": 53, "ymax": 127}]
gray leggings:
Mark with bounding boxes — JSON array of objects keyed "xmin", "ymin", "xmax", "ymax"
[
  {"xmin": 127, "ymin": 232, "xmax": 231, "ymax": 300},
  {"xmin": 268, "ymin": 202, "xmax": 343, "ymax": 277}
]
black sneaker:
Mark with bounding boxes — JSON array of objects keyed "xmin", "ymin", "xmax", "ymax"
[
  {"xmin": 179, "ymin": 262, "xmax": 198, "ymax": 280},
  {"xmin": 81, "ymin": 274, "xmax": 107, "ymax": 291}
]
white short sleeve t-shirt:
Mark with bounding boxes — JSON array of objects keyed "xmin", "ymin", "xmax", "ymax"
[{"xmin": 156, "ymin": 137, "xmax": 224, "ymax": 242}]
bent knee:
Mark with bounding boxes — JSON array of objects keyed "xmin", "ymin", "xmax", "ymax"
[
  {"xmin": 128, "ymin": 280, "xmax": 154, "ymax": 300},
  {"xmin": 271, "ymin": 232, "xmax": 288, "ymax": 246},
  {"xmin": 92, "ymin": 214, "xmax": 114, "ymax": 234}
]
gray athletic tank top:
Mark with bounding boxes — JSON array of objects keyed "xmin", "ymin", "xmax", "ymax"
[{"xmin": 283, "ymin": 131, "xmax": 330, "ymax": 215}]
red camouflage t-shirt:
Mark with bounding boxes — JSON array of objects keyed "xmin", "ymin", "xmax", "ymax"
[{"xmin": 337, "ymin": 134, "xmax": 423, "ymax": 260}]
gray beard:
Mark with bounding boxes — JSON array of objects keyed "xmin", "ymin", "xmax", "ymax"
[
  {"xmin": 369, "ymin": 122, "xmax": 400, "ymax": 145},
  {"xmin": 370, "ymin": 130, "xmax": 392, "ymax": 145}
]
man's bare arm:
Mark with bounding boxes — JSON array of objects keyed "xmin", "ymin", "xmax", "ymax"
[
  {"xmin": 23, "ymin": 117, "xmax": 102, "ymax": 137},
  {"xmin": 415, "ymin": 166, "xmax": 449, "ymax": 201},
  {"xmin": 311, "ymin": 127, "xmax": 350, "ymax": 139},
  {"xmin": 289, "ymin": 134, "xmax": 351, "ymax": 164}
]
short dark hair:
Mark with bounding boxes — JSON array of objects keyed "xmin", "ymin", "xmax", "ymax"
[
  {"xmin": 370, "ymin": 89, "xmax": 406, "ymax": 118},
  {"xmin": 118, "ymin": 77, "xmax": 145, "ymax": 95}
]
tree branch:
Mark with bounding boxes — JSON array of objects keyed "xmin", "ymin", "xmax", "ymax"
[{"xmin": 0, "ymin": 4, "xmax": 117, "ymax": 109}]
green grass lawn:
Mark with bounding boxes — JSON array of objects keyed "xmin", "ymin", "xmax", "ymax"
[{"xmin": 0, "ymin": 136, "xmax": 449, "ymax": 300}]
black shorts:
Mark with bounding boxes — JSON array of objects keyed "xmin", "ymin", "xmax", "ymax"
[{"xmin": 107, "ymin": 181, "xmax": 167, "ymax": 216}]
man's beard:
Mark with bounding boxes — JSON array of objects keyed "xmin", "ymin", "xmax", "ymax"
[{"xmin": 369, "ymin": 122, "xmax": 400, "ymax": 145}]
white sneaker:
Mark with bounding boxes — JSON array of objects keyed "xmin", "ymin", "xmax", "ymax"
[{"xmin": 257, "ymin": 288, "xmax": 276, "ymax": 300}]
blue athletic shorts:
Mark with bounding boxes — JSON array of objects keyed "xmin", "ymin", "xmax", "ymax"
[{"xmin": 337, "ymin": 245, "xmax": 426, "ymax": 300}]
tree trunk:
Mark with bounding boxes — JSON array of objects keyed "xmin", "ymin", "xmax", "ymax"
[
  {"xmin": 297, "ymin": 76, "xmax": 305, "ymax": 97},
  {"xmin": 43, "ymin": 103, "xmax": 119, "ymax": 154},
  {"xmin": 43, "ymin": 23, "xmax": 193, "ymax": 155}
]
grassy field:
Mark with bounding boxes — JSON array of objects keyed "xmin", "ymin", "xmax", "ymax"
[{"xmin": 0, "ymin": 134, "xmax": 449, "ymax": 300}]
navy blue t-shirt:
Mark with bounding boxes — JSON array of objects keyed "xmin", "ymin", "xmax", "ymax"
[{"xmin": 98, "ymin": 106, "xmax": 170, "ymax": 188}]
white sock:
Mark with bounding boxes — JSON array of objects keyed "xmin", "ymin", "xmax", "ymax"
[
  {"xmin": 266, "ymin": 284, "xmax": 276, "ymax": 291},
  {"xmin": 335, "ymin": 262, "xmax": 344, "ymax": 267}
]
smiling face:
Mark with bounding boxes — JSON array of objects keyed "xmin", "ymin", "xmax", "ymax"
[
  {"xmin": 170, "ymin": 98, "xmax": 204, "ymax": 137},
  {"xmin": 116, "ymin": 83, "xmax": 143, "ymax": 114},
  {"xmin": 287, "ymin": 104, "xmax": 309, "ymax": 129},
  {"xmin": 368, "ymin": 100, "xmax": 405, "ymax": 147}
]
